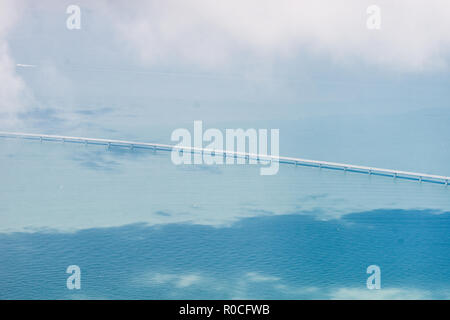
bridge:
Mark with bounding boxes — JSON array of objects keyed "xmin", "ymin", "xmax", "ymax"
[{"xmin": 0, "ymin": 131, "xmax": 448, "ymax": 185}]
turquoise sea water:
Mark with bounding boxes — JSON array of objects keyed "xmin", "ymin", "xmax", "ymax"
[
  {"xmin": 0, "ymin": 130, "xmax": 449, "ymax": 299},
  {"xmin": 1, "ymin": 59, "xmax": 450, "ymax": 299}
]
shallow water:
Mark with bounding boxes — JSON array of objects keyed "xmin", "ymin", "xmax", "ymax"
[{"xmin": 0, "ymin": 136, "xmax": 449, "ymax": 299}]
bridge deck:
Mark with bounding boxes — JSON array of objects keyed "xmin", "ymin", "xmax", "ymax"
[{"xmin": 0, "ymin": 131, "xmax": 448, "ymax": 185}]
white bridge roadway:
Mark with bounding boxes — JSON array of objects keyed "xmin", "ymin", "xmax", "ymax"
[{"xmin": 0, "ymin": 131, "xmax": 448, "ymax": 185}]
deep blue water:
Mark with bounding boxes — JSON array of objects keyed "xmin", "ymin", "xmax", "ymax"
[{"xmin": 1, "ymin": 209, "xmax": 449, "ymax": 299}]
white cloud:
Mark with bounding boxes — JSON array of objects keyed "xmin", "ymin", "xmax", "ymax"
[
  {"xmin": 0, "ymin": 44, "xmax": 25, "ymax": 113},
  {"xmin": 176, "ymin": 274, "xmax": 203, "ymax": 288},
  {"xmin": 133, "ymin": 270, "xmax": 444, "ymax": 299},
  {"xmin": 246, "ymin": 272, "xmax": 280, "ymax": 282},
  {"xmin": 2, "ymin": 0, "xmax": 449, "ymax": 127},
  {"xmin": 7, "ymin": 1, "xmax": 450, "ymax": 72},
  {"xmin": 329, "ymin": 287, "xmax": 433, "ymax": 300},
  {"xmin": 0, "ymin": 0, "xmax": 27, "ymax": 123},
  {"xmin": 98, "ymin": 0, "xmax": 450, "ymax": 71},
  {"xmin": 1, "ymin": 0, "xmax": 450, "ymax": 126},
  {"xmin": 139, "ymin": 272, "xmax": 204, "ymax": 288}
]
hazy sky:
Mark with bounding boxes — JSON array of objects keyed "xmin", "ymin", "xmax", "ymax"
[{"xmin": 1, "ymin": 0, "xmax": 450, "ymax": 127}]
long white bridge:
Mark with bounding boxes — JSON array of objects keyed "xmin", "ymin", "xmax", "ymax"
[{"xmin": 0, "ymin": 131, "xmax": 448, "ymax": 185}]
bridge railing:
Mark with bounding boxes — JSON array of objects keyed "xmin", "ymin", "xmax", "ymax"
[{"xmin": 0, "ymin": 131, "xmax": 448, "ymax": 185}]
